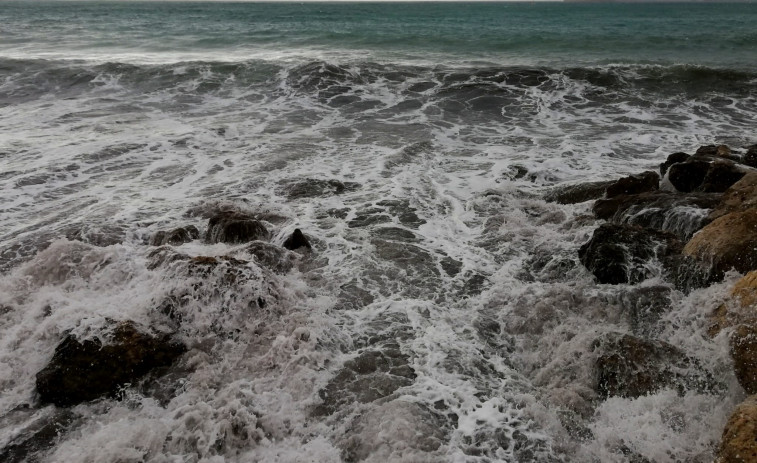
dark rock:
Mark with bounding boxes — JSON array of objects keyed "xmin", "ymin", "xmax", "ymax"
[
  {"xmin": 283, "ymin": 228, "xmax": 312, "ymax": 251},
  {"xmin": 743, "ymin": 145, "xmax": 757, "ymax": 168},
  {"xmin": 660, "ymin": 152, "xmax": 690, "ymax": 176},
  {"xmin": 593, "ymin": 191, "xmax": 720, "ymax": 241},
  {"xmin": 36, "ymin": 322, "xmax": 186, "ymax": 406},
  {"xmin": 246, "ymin": 241, "xmax": 297, "ymax": 273},
  {"xmin": 0, "ymin": 408, "xmax": 78, "ymax": 463},
  {"xmin": 700, "ymin": 161, "xmax": 746, "ymax": 193},
  {"xmin": 578, "ymin": 224, "xmax": 683, "ymax": 285},
  {"xmin": 593, "ymin": 332, "xmax": 718, "ymax": 399},
  {"xmin": 544, "ymin": 180, "xmax": 615, "ymax": 204},
  {"xmin": 668, "ymin": 160, "xmax": 711, "ymax": 192},
  {"xmin": 606, "ymin": 171, "xmax": 660, "ymax": 198},
  {"xmin": 150, "ymin": 225, "xmax": 199, "ymax": 246},
  {"xmin": 730, "ymin": 324, "xmax": 757, "ymax": 395},
  {"xmin": 695, "ymin": 145, "xmax": 720, "ymax": 157},
  {"xmin": 683, "ymin": 209, "xmax": 757, "ymax": 281},
  {"xmin": 281, "ymin": 178, "xmax": 360, "ymax": 200},
  {"xmin": 205, "ymin": 211, "xmax": 270, "ymax": 244},
  {"xmin": 314, "ymin": 348, "xmax": 416, "ymax": 416}
]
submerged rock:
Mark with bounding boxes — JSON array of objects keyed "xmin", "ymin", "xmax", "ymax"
[
  {"xmin": 578, "ymin": 223, "xmax": 682, "ymax": 285},
  {"xmin": 0, "ymin": 408, "xmax": 78, "ymax": 463},
  {"xmin": 718, "ymin": 394, "xmax": 757, "ymax": 463},
  {"xmin": 282, "ymin": 228, "xmax": 312, "ymax": 251},
  {"xmin": 150, "ymin": 225, "xmax": 199, "ymax": 246},
  {"xmin": 592, "ymin": 333, "xmax": 717, "ymax": 399},
  {"xmin": 36, "ymin": 322, "xmax": 186, "ymax": 406},
  {"xmin": 683, "ymin": 209, "xmax": 757, "ymax": 281},
  {"xmin": 605, "ymin": 171, "xmax": 659, "ymax": 198},
  {"xmin": 246, "ymin": 241, "xmax": 297, "ymax": 273},
  {"xmin": 619, "ymin": 285, "xmax": 673, "ymax": 337},
  {"xmin": 205, "ymin": 211, "xmax": 270, "ymax": 244},
  {"xmin": 280, "ymin": 178, "xmax": 360, "ymax": 200},
  {"xmin": 730, "ymin": 324, "xmax": 757, "ymax": 395},
  {"xmin": 544, "ymin": 180, "xmax": 615, "ymax": 204}
]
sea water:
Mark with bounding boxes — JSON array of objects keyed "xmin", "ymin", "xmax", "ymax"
[{"xmin": 1, "ymin": 2, "xmax": 756, "ymax": 462}]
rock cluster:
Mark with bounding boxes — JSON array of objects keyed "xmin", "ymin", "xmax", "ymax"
[{"xmin": 547, "ymin": 143, "xmax": 757, "ymax": 461}]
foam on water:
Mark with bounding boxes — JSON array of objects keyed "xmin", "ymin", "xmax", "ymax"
[{"xmin": 1, "ymin": 21, "xmax": 757, "ymax": 461}]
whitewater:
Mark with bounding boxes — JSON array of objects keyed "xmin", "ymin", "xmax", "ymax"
[{"xmin": 1, "ymin": 2, "xmax": 757, "ymax": 462}]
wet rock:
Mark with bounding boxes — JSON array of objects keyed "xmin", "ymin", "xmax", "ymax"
[
  {"xmin": 710, "ymin": 172, "xmax": 757, "ymax": 220},
  {"xmin": 36, "ymin": 322, "xmax": 186, "ymax": 406},
  {"xmin": 668, "ymin": 160, "xmax": 711, "ymax": 192},
  {"xmin": 339, "ymin": 401, "xmax": 446, "ymax": 463},
  {"xmin": 592, "ymin": 333, "xmax": 718, "ymax": 399},
  {"xmin": 683, "ymin": 209, "xmax": 757, "ymax": 281},
  {"xmin": 743, "ymin": 145, "xmax": 757, "ymax": 168},
  {"xmin": 620, "ymin": 286, "xmax": 673, "ymax": 337},
  {"xmin": 709, "ymin": 271, "xmax": 757, "ymax": 337},
  {"xmin": 543, "ymin": 180, "xmax": 615, "ymax": 204},
  {"xmin": 593, "ymin": 191, "xmax": 719, "ymax": 241},
  {"xmin": 282, "ymin": 228, "xmax": 312, "ymax": 251},
  {"xmin": 578, "ymin": 223, "xmax": 683, "ymax": 285},
  {"xmin": 606, "ymin": 171, "xmax": 659, "ymax": 198},
  {"xmin": 700, "ymin": 160, "xmax": 746, "ymax": 193},
  {"xmin": 0, "ymin": 408, "xmax": 78, "ymax": 463},
  {"xmin": 280, "ymin": 178, "xmax": 360, "ymax": 200},
  {"xmin": 717, "ymin": 394, "xmax": 757, "ymax": 463},
  {"xmin": 314, "ymin": 348, "xmax": 416, "ymax": 416},
  {"xmin": 150, "ymin": 225, "xmax": 199, "ymax": 246},
  {"xmin": 660, "ymin": 152, "xmax": 690, "ymax": 176},
  {"xmin": 246, "ymin": 241, "xmax": 297, "ymax": 273},
  {"xmin": 205, "ymin": 211, "xmax": 270, "ymax": 244},
  {"xmin": 695, "ymin": 145, "xmax": 721, "ymax": 157},
  {"xmin": 730, "ymin": 325, "xmax": 757, "ymax": 394}
]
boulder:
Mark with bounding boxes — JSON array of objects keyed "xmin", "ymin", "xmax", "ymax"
[
  {"xmin": 593, "ymin": 191, "xmax": 719, "ymax": 240},
  {"xmin": 150, "ymin": 225, "xmax": 199, "ymax": 246},
  {"xmin": 667, "ymin": 160, "xmax": 711, "ymax": 192},
  {"xmin": 245, "ymin": 241, "xmax": 297, "ymax": 274},
  {"xmin": 282, "ymin": 228, "xmax": 312, "ymax": 251},
  {"xmin": 605, "ymin": 171, "xmax": 660, "ymax": 198},
  {"xmin": 205, "ymin": 211, "xmax": 270, "ymax": 244},
  {"xmin": 718, "ymin": 395, "xmax": 757, "ymax": 463},
  {"xmin": 280, "ymin": 178, "xmax": 360, "ymax": 200},
  {"xmin": 578, "ymin": 223, "xmax": 683, "ymax": 285},
  {"xmin": 743, "ymin": 145, "xmax": 757, "ymax": 168},
  {"xmin": 710, "ymin": 172, "xmax": 757, "ymax": 220},
  {"xmin": 36, "ymin": 322, "xmax": 186, "ymax": 406},
  {"xmin": 660, "ymin": 152, "xmax": 690, "ymax": 176},
  {"xmin": 730, "ymin": 324, "xmax": 757, "ymax": 395},
  {"xmin": 544, "ymin": 180, "xmax": 615, "ymax": 204},
  {"xmin": 683, "ymin": 209, "xmax": 757, "ymax": 280},
  {"xmin": 592, "ymin": 332, "xmax": 718, "ymax": 399},
  {"xmin": 700, "ymin": 160, "xmax": 746, "ymax": 193}
]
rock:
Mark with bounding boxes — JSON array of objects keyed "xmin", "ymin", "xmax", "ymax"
[
  {"xmin": 718, "ymin": 395, "xmax": 757, "ymax": 463},
  {"xmin": 0, "ymin": 408, "xmax": 78, "ymax": 463},
  {"xmin": 282, "ymin": 228, "xmax": 312, "ymax": 251},
  {"xmin": 620, "ymin": 286, "xmax": 673, "ymax": 337},
  {"xmin": 245, "ymin": 241, "xmax": 297, "ymax": 273},
  {"xmin": 544, "ymin": 180, "xmax": 615, "ymax": 204},
  {"xmin": 708, "ymin": 271, "xmax": 757, "ymax": 337},
  {"xmin": 668, "ymin": 160, "xmax": 711, "ymax": 192},
  {"xmin": 730, "ymin": 324, "xmax": 757, "ymax": 394},
  {"xmin": 36, "ymin": 322, "xmax": 186, "ymax": 406},
  {"xmin": 150, "ymin": 225, "xmax": 199, "ymax": 246},
  {"xmin": 605, "ymin": 171, "xmax": 660, "ymax": 198},
  {"xmin": 205, "ymin": 211, "xmax": 270, "ymax": 244},
  {"xmin": 660, "ymin": 152, "xmax": 690, "ymax": 176},
  {"xmin": 592, "ymin": 332, "xmax": 718, "ymax": 399},
  {"xmin": 683, "ymin": 209, "xmax": 757, "ymax": 280},
  {"xmin": 743, "ymin": 145, "xmax": 757, "ymax": 168},
  {"xmin": 593, "ymin": 191, "xmax": 719, "ymax": 241},
  {"xmin": 314, "ymin": 348, "xmax": 416, "ymax": 416},
  {"xmin": 710, "ymin": 172, "xmax": 757, "ymax": 220},
  {"xmin": 280, "ymin": 178, "xmax": 360, "ymax": 200},
  {"xmin": 700, "ymin": 160, "xmax": 746, "ymax": 193},
  {"xmin": 578, "ymin": 224, "xmax": 683, "ymax": 285},
  {"xmin": 696, "ymin": 145, "xmax": 720, "ymax": 157}
]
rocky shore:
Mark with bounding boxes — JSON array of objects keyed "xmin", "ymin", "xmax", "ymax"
[{"xmin": 548, "ymin": 143, "xmax": 757, "ymax": 462}]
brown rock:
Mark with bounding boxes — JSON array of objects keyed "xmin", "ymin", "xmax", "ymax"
[
  {"xmin": 683, "ymin": 209, "xmax": 757, "ymax": 280},
  {"xmin": 731, "ymin": 324, "xmax": 757, "ymax": 394},
  {"xmin": 711, "ymin": 172, "xmax": 757, "ymax": 220},
  {"xmin": 718, "ymin": 395, "xmax": 757, "ymax": 463}
]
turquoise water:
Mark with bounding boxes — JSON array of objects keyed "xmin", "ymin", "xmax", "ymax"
[{"xmin": 2, "ymin": 2, "xmax": 757, "ymax": 67}]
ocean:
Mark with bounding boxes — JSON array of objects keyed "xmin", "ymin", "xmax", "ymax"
[{"xmin": 1, "ymin": 1, "xmax": 756, "ymax": 462}]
